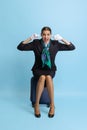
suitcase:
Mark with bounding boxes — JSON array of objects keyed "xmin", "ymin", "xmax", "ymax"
[{"xmin": 30, "ymin": 77, "xmax": 50, "ymax": 107}]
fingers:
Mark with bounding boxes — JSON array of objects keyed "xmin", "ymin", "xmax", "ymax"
[
  {"xmin": 31, "ymin": 33, "xmax": 40, "ymax": 40},
  {"xmin": 53, "ymin": 34, "xmax": 63, "ymax": 41}
]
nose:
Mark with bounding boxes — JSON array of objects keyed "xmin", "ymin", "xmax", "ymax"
[{"xmin": 45, "ymin": 35, "xmax": 48, "ymax": 38}]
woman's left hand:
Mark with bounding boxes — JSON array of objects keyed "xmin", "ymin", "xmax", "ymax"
[{"xmin": 53, "ymin": 34, "xmax": 63, "ymax": 41}]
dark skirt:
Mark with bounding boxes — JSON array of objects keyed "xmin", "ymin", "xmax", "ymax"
[{"xmin": 32, "ymin": 68, "xmax": 55, "ymax": 79}]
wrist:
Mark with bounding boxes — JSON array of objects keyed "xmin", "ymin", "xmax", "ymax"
[
  {"xmin": 62, "ymin": 38, "xmax": 71, "ymax": 45},
  {"xmin": 22, "ymin": 37, "xmax": 32, "ymax": 44},
  {"xmin": 54, "ymin": 34, "xmax": 63, "ymax": 41}
]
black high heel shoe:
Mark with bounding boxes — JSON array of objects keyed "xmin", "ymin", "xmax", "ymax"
[
  {"xmin": 34, "ymin": 104, "xmax": 41, "ymax": 118},
  {"xmin": 48, "ymin": 105, "xmax": 55, "ymax": 118}
]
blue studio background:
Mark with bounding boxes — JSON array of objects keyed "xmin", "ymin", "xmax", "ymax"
[{"xmin": 0, "ymin": 0, "xmax": 87, "ymax": 130}]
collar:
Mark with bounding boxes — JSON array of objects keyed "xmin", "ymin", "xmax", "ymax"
[{"xmin": 41, "ymin": 39, "xmax": 51, "ymax": 48}]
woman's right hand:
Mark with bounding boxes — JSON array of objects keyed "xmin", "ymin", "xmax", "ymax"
[
  {"xmin": 23, "ymin": 34, "xmax": 40, "ymax": 44},
  {"xmin": 30, "ymin": 33, "xmax": 40, "ymax": 41}
]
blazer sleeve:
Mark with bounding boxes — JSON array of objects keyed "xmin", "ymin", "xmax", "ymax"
[
  {"xmin": 57, "ymin": 41, "xmax": 75, "ymax": 51},
  {"xmin": 17, "ymin": 41, "xmax": 34, "ymax": 51}
]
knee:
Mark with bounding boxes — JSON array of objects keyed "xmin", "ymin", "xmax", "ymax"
[
  {"xmin": 39, "ymin": 75, "xmax": 46, "ymax": 81},
  {"xmin": 45, "ymin": 75, "xmax": 52, "ymax": 81}
]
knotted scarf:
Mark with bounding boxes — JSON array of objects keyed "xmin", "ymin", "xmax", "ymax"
[{"xmin": 41, "ymin": 40, "xmax": 51, "ymax": 69}]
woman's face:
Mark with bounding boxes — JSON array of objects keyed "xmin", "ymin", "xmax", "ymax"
[{"xmin": 41, "ymin": 30, "xmax": 51, "ymax": 44}]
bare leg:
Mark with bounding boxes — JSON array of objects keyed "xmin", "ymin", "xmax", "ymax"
[
  {"xmin": 34, "ymin": 75, "xmax": 45, "ymax": 117},
  {"xmin": 46, "ymin": 75, "xmax": 55, "ymax": 117}
]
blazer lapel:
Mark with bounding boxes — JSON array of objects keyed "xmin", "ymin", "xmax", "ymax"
[
  {"xmin": 49, "ymin": 40, "xmax": 53, "ymax": 52},
  {"xmin": 37, "ymin": 39, "xmax": 43, "ymax": 53}
]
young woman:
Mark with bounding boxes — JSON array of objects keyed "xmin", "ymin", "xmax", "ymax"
[{"xmin": 17, "ymin": 26, "xmax": 75, "ymax": 118}]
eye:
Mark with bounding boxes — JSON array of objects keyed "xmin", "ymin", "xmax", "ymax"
[{"xmin": 43, "ymin": 33, "xmax": 46, "ymax": 36}]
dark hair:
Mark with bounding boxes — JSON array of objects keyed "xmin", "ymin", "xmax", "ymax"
[{"xmin": 41, "ymin": 26, "xmax": 52, "ymax": 35}]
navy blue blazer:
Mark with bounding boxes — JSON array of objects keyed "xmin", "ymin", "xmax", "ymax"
[{"xmin": 17, "ymin": 39, "xmax": 75, "ymax": 72}]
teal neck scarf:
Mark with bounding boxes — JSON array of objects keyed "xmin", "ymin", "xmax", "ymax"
[{"xmin": 41, "ymin": 40, "xmax": 51, "ymax": 69}]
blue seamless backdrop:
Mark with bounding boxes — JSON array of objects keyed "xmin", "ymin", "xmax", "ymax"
[
  {"xmin": 0, "ymin": 0, "xmax": 87, "ymax": 94},
  {"xmin": 0, "ymin": 0, "xmax": 87, "ymax": 130}
]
